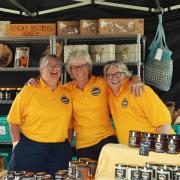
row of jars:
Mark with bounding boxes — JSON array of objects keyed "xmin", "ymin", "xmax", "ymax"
[
  {"xmin": 0, "ymin": 87, "xmax": 22, "ymax": 101},
  {"xmin": 3, "ymin": 158, "xmax": 97, "ymax": 180},
  {"xmin": 128, "ymin": 131, "xmax": 180, "ymax": 154},
  {"xmin": 115, "ymin": 163, "xmax": 180, "ymax": 180},
  {"xmin": 68, "ymin": 158, "xmax": 97, "ymax": 180}
]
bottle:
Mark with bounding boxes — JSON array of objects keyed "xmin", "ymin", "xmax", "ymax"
[{"xmin": 0, "ymin": 88, "xmax": 3, "ymax": 100}]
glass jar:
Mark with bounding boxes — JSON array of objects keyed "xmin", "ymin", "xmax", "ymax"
[
  {"xmin": 14, "ymin": 171, "xmax": 24, "ymax": 180},
  {"xmin": 35, "ymin": 172, "xmax": 47, "ymax": 180},
  {"xmin": 76, "ymin": 163, "xmax": 89, "ymax": 180},
  {"xmin": 115, "ymin": 163, "xmax": 127, "ymax": 179},
  {"xmin": 156, "ymin": 167, "xmax": 171, "ymax": 180},
  {"xmin": 0, "ymin": 88, "xmax": 3, "ymax": 100},
  {"xmin": 55, "ymin": 170, "xmax": 68, "ymax": 180},
  {"xmin": 174, "ymin": 165, "xmax": 180, "ymax": 179},
  {"xmin": 140, "ymin": 166, "xmax": 153, "ymax": 180},
  {"xmin": 1, "ymin": 88, "xmax": 6, "ymax": 100},
  {"xmin": 68, "ymin": 161, "xmax": 81, "ymax": 179},
  {"xmin": 167, "ymin": 134, "xmax": 179, "ymax": 154},
  {"xmin": 22, "ymin": 172, "xmax": 35, "ymax": 180},
  {"xmin": 4, "ymin": 171, "xmax": 16, "ymax": 180},
  {"xmin": 127, "ymin": 165, "xmax": 141, "ymax": 180},
  {"xmin": 5, "ymin": 88, "xmax": 11, "ymax": 100},
  {"xmin": 154, "ymin": 134, "xmax": 168, "ymax": 153},
  {"xmin": 141, "ymin": 132, "xmax": 155, "ymax": 150},
  {"xmin": 87, "ymin": 160, "xmax": 98, "ymax": 179},
  {"xmin": 79, "ymin": 158, "xmax": 91, "ymax": 163},
  {"xmin": 128, "ymin": 131, "xmax": 141, "ymax": 148},
  {"xmin": 146, "ymin": 162, "xmax": 159, "ymax": 178},
  {"xmin": 162, "ymin": 164, "xmax": 174, "ymax": 180}
]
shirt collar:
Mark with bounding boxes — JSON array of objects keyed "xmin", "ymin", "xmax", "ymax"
[{"xmin": 40, "ymin": 78, "xmax": 62, "ymax": 90}]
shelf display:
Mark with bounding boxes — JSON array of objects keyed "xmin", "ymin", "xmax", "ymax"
[{"xmin": 0, "ymin": 44, "xmax": 13, "ymax": 67}]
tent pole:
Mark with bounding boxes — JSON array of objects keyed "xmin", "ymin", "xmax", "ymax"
[
  {"xmin": 8, "ymin": 0, "xmax": 33, "ymax": 16},
  {"xmin": 37, "ymin": 1, "xmax": 91, "ymax": 15},
  {"xmin": 0, "ymin": 7, "xmax": 20, "ymax": 15},
  {"xmin": 94, "ymin": 0, "xmax": 152, "ymax": 12}
]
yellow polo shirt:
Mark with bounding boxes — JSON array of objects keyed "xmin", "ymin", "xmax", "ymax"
[
  {"xmin": 7, "ymin": 79, "xmax": 72, "ymax": 143},
  {"xmin": 108, "ymin": 78, "xmax": 174, "ymax": 145},
  {"xmin": 65, "ymin": 76, "xmax": 115, "ymax": 149}
]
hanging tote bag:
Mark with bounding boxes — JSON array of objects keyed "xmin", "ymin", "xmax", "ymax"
[{"xmin": 145, "ymin": 15, "xmax": 173, "ymax": 91}]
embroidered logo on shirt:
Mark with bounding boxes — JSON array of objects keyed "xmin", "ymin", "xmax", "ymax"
[
  {"xmin": 91, "ymin": 86, "xmax": 101, "ymax": 96},
  {"xmin": 61, "ymin": 95, "xmax": 69, "ymax": 104},
  {"xmin": 121, "ymin": 98, "xmax": 128, "ymax": 108}
]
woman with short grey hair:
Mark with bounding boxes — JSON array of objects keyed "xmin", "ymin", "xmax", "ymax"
[
  {"xmin": 104, "ymin": 60, "xmax": 132, "ymax": 78},
  {"xmin": 8, "ymin": 54, "xmax": 72, "ymax": 176},
  {"xmin": 104, "ymin": 60, "xmax": 174, "ymax": 144},
  {"xmin": 66, "ymin": 50, "xmax": 93, "ymax": 79}
]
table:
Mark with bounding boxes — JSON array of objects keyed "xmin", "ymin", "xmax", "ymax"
[{"xmin": 95, "ymin": 144, "xmax": 180, "ymax": 180}]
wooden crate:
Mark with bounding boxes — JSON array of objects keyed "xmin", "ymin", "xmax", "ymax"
[
  {"xmin": 99, "ymin": 18, "xmax": 144, "ymax": 35},
  {"xmin": 64, "ymin": 44, "xmax": 89, "ymax": 62},
  {"xmin": 6, "ymin": 24, "xmax": 56, "ymax": 37},
  {"xmin": 0, "ymin": 21, "xmax": 10, "ymax": 37},
  {"xmin": 57, "ymin": 21, "xmax": 80, "ymax": 36},
  {"xmin": 90, "ymin": 44, "xmax": 115, "ymax": 63},
  {"xmin": 115, "ymin": 44, "xmax": 140, "ymax": 62},
  {"xmin": 80, "ymin": 20, "xmax": 98, "ymax": 35}
]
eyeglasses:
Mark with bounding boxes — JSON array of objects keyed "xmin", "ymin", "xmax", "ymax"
[
  {"xmin": 71, "ymin": 63, "xmax": 89, "ymax": 71},
  {"xmin": 46, "ymin": 64, "xmax": 61, "ymax": 71},
  {"xmin": 106, "ymin": 72, "xmax": 125, "ymax": 80}
]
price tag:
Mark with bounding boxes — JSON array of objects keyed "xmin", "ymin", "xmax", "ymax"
[
  {"xmin": 0, "ymin": 126, "xmax": 6, "ymax": 135},
  {"xmin": 139, "ymin": 141, "xmax": 150, "ymax": 156}
]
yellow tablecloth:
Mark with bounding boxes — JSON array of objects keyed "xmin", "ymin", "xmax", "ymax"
[{"xmin": 95, "ymin": 144, "xmax": 180, "ymax": 180}]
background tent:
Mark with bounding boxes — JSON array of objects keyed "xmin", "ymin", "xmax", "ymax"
[{"xmin": 0, "ymin": 0, "xmax": 180, "ymax": 100}]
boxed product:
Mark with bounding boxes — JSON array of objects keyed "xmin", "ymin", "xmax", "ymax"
[
  {"xmin": 115, "ymin": 44, "xmax": 140, "ymax": 62},
  {"xmin": 0, "ymin": 21, "xmax": 10, "ymax": 37},
  {"xmin": 64, "ymin": 44, "xmax": 89, "ymax": 62},
  {"xmin": 90, "ymin": 44, "xmax": 115, "ymax": 63},
  {"xmin": 80, "ymin": 20, "xmax": 98, "ymax": 35},
  {"xmin": 99, "ymin": 18, "xmax": 144, "ymax": 35},
  {"xmin": 57, "ymin": 21, "xmax": 80, "ymax": 36},
  {"xmin": 14, "ymin": 47, "xmax": 30, "ymax": 68},
  {"xmin": 41, "ymin": 42, "xmax": 62, "ymax": 58},
  {"xmin": 6, "ymin": 23, "xmax": 56, "ymax": 37}
]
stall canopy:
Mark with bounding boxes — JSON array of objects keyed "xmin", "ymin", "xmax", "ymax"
[
  {"xmin": 0, "ymin": 0, "xmax": 180, "ymax": 19},
  {"xmin": 0, "ymin": 0, "xmax": 180, "ymax": 97}
]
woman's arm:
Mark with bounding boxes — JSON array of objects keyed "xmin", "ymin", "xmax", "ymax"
[
  {"xmin": 9, "ymin": 123, "xmax": 21, "ymax": 148},
  {"xmin": 157, "ymin": 124, "xmax": 171, "ymax": 134},
  {"xmin": 26, "ymin": 78, "xmax": 39, "ymax": 86},
  {"xmin": 130, "ymin": 75, "xmax": 144, "ymax": 96}
]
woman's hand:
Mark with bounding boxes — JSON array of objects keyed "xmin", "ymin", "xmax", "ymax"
[
  {"xmin": 130, "ymin": 75, "xmax": 144, "ymax": 96},
  {"xmin": 26, "ymin": 78, "xmax": 39, "ymax": 86}
]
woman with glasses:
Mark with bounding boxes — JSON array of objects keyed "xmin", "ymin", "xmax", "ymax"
[
  {"xmin": 64, "ymin": 50, "xmax": 144, "ymax": 160},
  {"xmin": 27, "ymin": 50, "xmax": 143, "ymax": 160},
  {"xmin": 7, "ymin": 54, "xmax": 72, "ymax": 176},
  {"xmin": 104, "ymin": 60, "xmax": 174, "ymax": 144}
]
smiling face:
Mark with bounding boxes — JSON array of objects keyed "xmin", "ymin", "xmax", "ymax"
[
  {"xmin": 40, "ymin": 57, "xmax": 61, "ymax": 84},
  {"xmin": 105, "ymin": 65, "xmax": 126, "ymax": 94},
  {"xmin": 70, "ymin": 57, "xmax": 90, "ymax": 83}
]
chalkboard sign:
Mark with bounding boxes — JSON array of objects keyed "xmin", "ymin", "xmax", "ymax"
[{"xmin": 139, "ymin": 141, "xmax": 150, "ymax": 156}]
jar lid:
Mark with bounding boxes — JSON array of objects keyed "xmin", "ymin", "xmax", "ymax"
[{"xmin": 115, "ymin": 163, "xmax": 127, "ymax": 167}]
